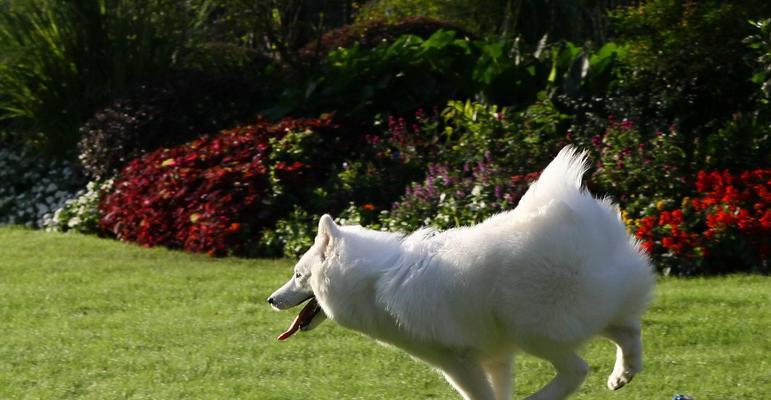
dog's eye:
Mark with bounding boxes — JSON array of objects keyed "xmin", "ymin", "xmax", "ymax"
[{"xmin": 295, "ymin": 272, "xmax": 302, "ymax": 278}]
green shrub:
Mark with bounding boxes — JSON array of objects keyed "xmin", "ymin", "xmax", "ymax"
[
  {"xmin": 360, "ymin": 99, "xmax": 568, "ymax": 231},
  {"xmin": 380, "ymin": 161, "xmax": 540, "ymax": 232},
  {"xmin": 259, "ymin": 206, "xmax": 319, "ymax": 258},
  {"xmin": 611, "ymin": 0, "xmax": 771, "ymax": 145},
  {"xmin": 0, "ymin": 0, "xmax": 216, "ymax": 156},
  {"xmin": 268, "ymin": 30, "xmax": 624, "ymax": 119},
  {"xmin": 267, "ymin": 29, "xmax": 478, "ymax": 118},
  {"xmin": 587, "ymin": 118, "xmax": 688, "ymax": 216},
  {"xmin": 745, "ymin": 18, "xmax": 771, "ymax": 105},
  {"xmin": 702, "ymin": 113, "xmax": 771, "ymax": 171},
  {"xmin": 299, "ymin": 16, "xmax": 475, "ymax": 61},
  {"xmin": 356, "ymin": 0, "xmax": 625, "ymax": 43}
]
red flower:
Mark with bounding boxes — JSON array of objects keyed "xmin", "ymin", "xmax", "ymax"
[
  {"xmin": 100, "ymin": 116, "xmax": 336, "ymax": 256},
  {"xmin": 633, "ymin": 168, "xmax": 770, "ymax": 273}
]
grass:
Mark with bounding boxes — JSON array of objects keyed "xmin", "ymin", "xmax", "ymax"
[{"xmin": 0, "ymin": 227, "xmax": 769, "ymax": 399}]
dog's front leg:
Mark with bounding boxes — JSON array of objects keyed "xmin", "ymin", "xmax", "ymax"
[
  {"xmin": 524, "ymin": 351, "xmax": 588, "ymax": 400},
  {"xmin": 435, "ymin": 354, "xmax": 497, "ymax": 400},
  {"xmin": 482, "ymin": 356, "xmax": 513, "ymax": 400}
]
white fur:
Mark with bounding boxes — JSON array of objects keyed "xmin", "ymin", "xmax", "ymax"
[{"xmin": 269, "ymin": 146, "xmax": 655, "ymax": 400}]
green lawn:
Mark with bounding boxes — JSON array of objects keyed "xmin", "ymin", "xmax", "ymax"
[{"xmin": 0, "ymin": 227, "xmax": 769, "ymax": 399}]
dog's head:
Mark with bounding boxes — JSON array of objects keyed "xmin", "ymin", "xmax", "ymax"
[{"xmin": 268, "ymin": 214, "xmax": 339, "ymax": 340}]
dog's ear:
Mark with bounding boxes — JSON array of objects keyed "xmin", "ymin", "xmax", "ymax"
[
  {"xmin": 318, "ymin": 214, "xmax": 340, "ymax": 237},
  {"xmin": 316, "ymin": 214, "xmax": 340, "ymax": 261}
]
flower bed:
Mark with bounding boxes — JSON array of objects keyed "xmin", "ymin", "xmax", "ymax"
[
  {"xmin": 632, "ymin": 169, "xmax": 770, "ymax": 275},
  {"xmin": 0, "ymin": 144, "xmax": 83, "ymax": 228},
  {"xmin": 99, "ymin": 117, "xmax": 335, "ymax": 256}
]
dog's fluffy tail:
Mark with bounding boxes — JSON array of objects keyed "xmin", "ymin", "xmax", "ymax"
[{"xmin": 516, "ymin": 146, "xmax": 589, "ymax": 214}]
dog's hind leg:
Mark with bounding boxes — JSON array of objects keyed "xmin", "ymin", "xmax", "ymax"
[
  {"xmin": 482, "ymin": 356, "xmax": 513, "ymax": 400},
  {"xmin": 602, "ymin": 320, "xmax": 643, "ymax": 390},
  {"xmin": 524, "ymin": 351, "xmax": 588, "ymax": 400},
  {"xmin": 436, "ymin": 355, "xmax": 497, "ymax": 400}
]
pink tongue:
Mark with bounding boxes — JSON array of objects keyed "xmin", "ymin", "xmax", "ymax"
[
  {"xmin": 277, "ymin": 315, "xmax": 302, "ymax": 341},
  {"xmin": 277, "ymin": 298, "xmax": 318, "ymax": 341}
]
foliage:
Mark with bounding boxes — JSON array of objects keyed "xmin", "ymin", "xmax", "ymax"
[
  {"xmin": 78, "ymin": 70, "xmax": 262, "ymax": 179},
  {"xmin": 446, "ymin": 98, "xmax": 569, "ymax": 169},
  {"xmin": 382, "ymin": 160, "xmax": 540, "ymax": 232},
  {"xmin": 369, "ymin": 99, "xmax": 565, "ymax": 232},
  {"xmin": 631, "ymin": 170, "xmax": 770, "ymax": 276},
  {"xmin": 44, "ymin": 179, "xmax": 113, "ymax": 234},
  {"xmin": 0, "ymin": 0, "xmax": 217, "ymax": 156},
  {"xmin": 610, "ymin": 0, "xmax": 771, "ymax": 146},
  {"xmin": 298, "ymin": 16, "xmax": 474, "ymax": 60},
  {"xmin": 701, "ymin": 113, "xmax": 771, "ymax": 171},
  {"xmin": 99, "ymin": 117, "xmax": 337, "ymax": 256},
  {"xmin": 0, "ymin": 144, "xmax": 83, "ymax": 227},
  {"xmin": 259, "ymin": 206, "xmax": 319, "ymax": 258},
  {"xmin": 210, "ymin": 0, "xmax": 355, "ymax": 71},
  {"xmin": 356, "ymin": 0, "xmax": 630, "ymax": 43},
  {"xmin": 371, "ymin": 99, "xmax": 568, "ymax": 174},
  {"xmin": 745, "ymin": 18, "xmax": 771, "ymax": 105},
  {"xmin": 583, "ymin": 117, "xmax": 688, "ymax": 215},
  {"xmin": 267, "ymin": 29, "xmax": 478, "ymax": 118},
  {"xmin": 268, "ymin": 30, "xmax": 625, "ymax": 118},
  {"xmin": 260, "ymin": 202, "xmax": 385, "ymax": 259}
]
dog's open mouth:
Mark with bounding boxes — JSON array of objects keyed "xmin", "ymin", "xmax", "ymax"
[{"xmin": 277, "ymin": 297, "xmax": 324, "ymax": 341}]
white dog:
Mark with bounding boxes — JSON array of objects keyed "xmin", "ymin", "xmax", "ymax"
[{"xmin": 268, "ymin": 146, "xmax": 654, "ymax": 400}]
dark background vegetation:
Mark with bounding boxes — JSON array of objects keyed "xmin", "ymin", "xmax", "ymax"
[{"xmin": 1, "ymin": 0, "xmax": 769, "ymax": 276}]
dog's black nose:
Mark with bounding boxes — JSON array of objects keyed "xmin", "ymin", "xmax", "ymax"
[{"xmin": 267, "ymin": 297, "xmax": 275, "ymax": 305}]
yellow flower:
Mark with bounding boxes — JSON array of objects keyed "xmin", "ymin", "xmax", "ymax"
[
  {"xmin": 620, "ymin": 210, "xmax": 640, "ymax": 231},
  {"xmin": 656, "ymin": 200, "xmax": 666, "ymax": 211}
]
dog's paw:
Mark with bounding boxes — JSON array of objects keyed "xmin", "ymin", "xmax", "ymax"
[{"xmin": 607, "ymin": 369, "xmax": 635, "ymax": 390}]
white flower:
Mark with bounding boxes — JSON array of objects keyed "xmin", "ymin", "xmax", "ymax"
[
  {"xmin": 53, "ymin": 207, "xmax": 64, "ymax": 222},
  {"xmin": 67, "ymin": 216, "xmax": 82, "ymax": 228}
]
